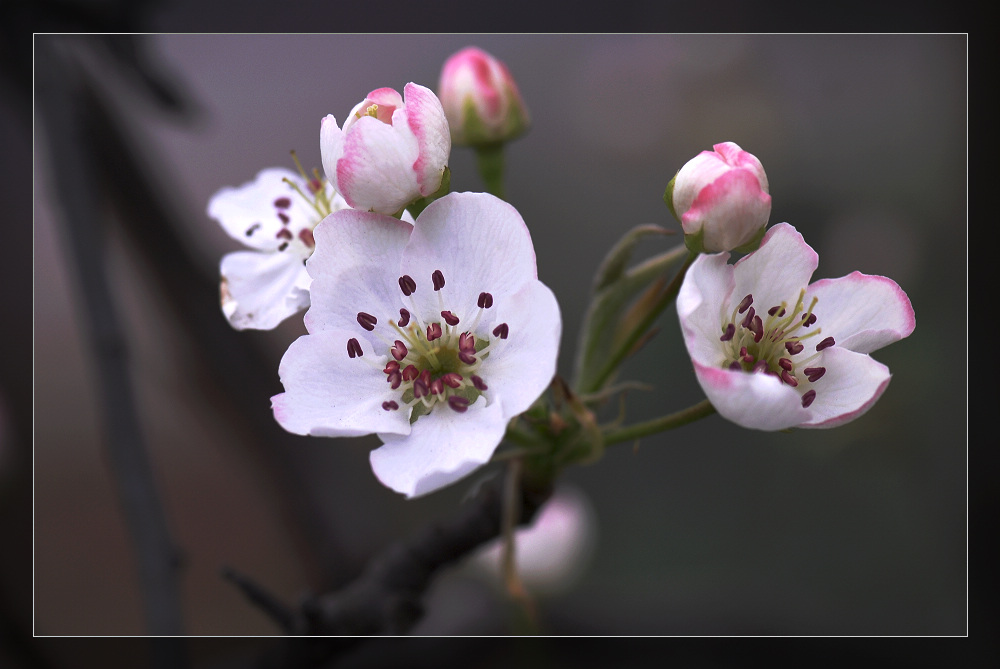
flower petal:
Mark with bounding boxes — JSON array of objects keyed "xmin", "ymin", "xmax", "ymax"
[
  {"xmin": 693, "ymin": 360, "xmax": 811, "ymax": 431},
  {"xmin": 478, "ymin": 280, "xmax": 561, "ymax": 418},
  {"xmin": 800, "ymin": 347, "xmax": 892, "ymax": 428},
  {"xmin": 219, "ymin": 250, "xmax": 310, "ymax": 330},
  {"xmin": 401, "ymin": 192, "xmax": 539, "ymax": 323},
  {"xmin": 336, "ymin": 115, "xmax": 420, "ymax": 213},
  {"xmin": 271, "ymin": 329, "xmax": 411, "ymax": 438},
  {"xmin": 807, "ymin": 272, "xmax": 916, "ymax": 354},
  {"xmin": 304, "ymin": 210, "xmax": 413, "ymax": 338},
  {"xmin": 402, "ymin": 82, "xmax": 451, "ymax": 196},
  {"xmin": 370, "ymin": 396, "xmax": 507, "ymax": 498},
  {"xmin": 732, "ymin": 223, "xmax": 818, "ymax": 312},
  {"xmin": 208, "ymin": 168, "xmax": 315, "ymax": 251},
  {"xmin": 677, "ymin": 251, "xmax": 737, "ymax": 367}
]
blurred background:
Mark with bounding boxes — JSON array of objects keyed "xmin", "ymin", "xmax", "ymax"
[{"xmin": 11, "ymin": 27, "xmax": 971, "ymax": 668}]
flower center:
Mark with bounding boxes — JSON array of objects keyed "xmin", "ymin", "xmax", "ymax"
[
  {"xmin": 346, "ymin": 270, "xmax": 509, "ymax": 419},
  {"xmin": 718, "ymin": 289, "xmax": 835, "ymax": 408},
  {"xmin": 269, "ymin": 151, "xmax": 337, "ymax": 257}
]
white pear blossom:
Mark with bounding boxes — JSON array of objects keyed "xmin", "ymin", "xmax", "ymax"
[
  {"xmin": 208, "ymin": 167, "xmax": 348, "ymax": 330},
  {"xmin": 271, "ymin": 192, "xmax": 561, "ymax": 497},
  {"xmin": 677, "ymin": 223, "xmax": 915, "ymax": 431}
]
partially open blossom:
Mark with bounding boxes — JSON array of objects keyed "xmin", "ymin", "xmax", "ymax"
[
  {"xmin": 677, "ymin": 223, "xmax": 915, "ymax": 431},
  {"xmin": 320, "ymin": 83, "xmax": 451, "ymax": 215},
  {"xmin": 438, "ymin": 46, "xmax": 530, "ymax": 146},
  {"xmin": 271, "ymin": 192, "xmax": 561, "ymax": 497},
  {"xmin": 208, "ymin": 167, "xmax": 348, "ymax": 330},
  {"xmin": 667, "ymin": 142, "xmax": 771, "ymax": 254}
]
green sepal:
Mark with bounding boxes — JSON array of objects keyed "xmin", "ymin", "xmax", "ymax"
[
  {"xmin": 731, "ymin": 223, "xmax": 768, "ymax": 255},
  {"xmin": 663, "ymin": 171, "xmax": 679, "ymax": 220},
  {"xmin": 403, "ymin": 166, "xmax": 451, "ymax": 219}
]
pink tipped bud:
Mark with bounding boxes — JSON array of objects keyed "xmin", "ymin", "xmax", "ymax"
[{"xmin": 438, "ymin": 46, "xmax": 530, "ymax": 146}]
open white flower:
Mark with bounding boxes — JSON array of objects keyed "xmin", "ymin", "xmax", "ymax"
[
  {"xmin": 271, "ymin": 192, "xmax": 561, "ymax": 497},
  {"xmin": 209, "ymin": 167, "xmax": 348, "ymax": 330},
  {"xmin": 677, "ymin": 222, "xmax": 915, "ymax": 431}
]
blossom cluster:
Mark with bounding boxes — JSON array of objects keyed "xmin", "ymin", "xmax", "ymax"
[{"xmin": 208, "ymin": 46, "xmax": 914, "ymax": 500}]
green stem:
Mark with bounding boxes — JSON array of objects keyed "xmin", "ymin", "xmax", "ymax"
[
  {"xmin": 587, "ymin": 250, "xmax": 697, "ymax": 393},
  {"xmin": 603, "ymin": 399, "xmax": 716, "ymax": 445},
  {"xmin": 475, "ymin": 142, "xmax": 506, "ymax": 199}
]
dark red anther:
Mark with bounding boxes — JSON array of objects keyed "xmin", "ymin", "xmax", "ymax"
[
  {"xmin": 447, "ymin": 396, "xmax": 470, "ymax": 413},
  {"xmin": 459, "ymin": 332, "xmax": 476, "ymax": 352},
  {"xmin": 384, "ymin": 360, "xmax": 400, "ymax": 374},
  {"xmin": 441, "ymin": 310, "xmax": 460, "ymax": 326},
  {"xmin": 398, "ymin": 275, "xmax": 416, "ymax": 296},
  {"xmin": 387, "ymin": 372, "xmax": 402, "ymax": 389},
  {"xmin": 430, "ymin": 378, "xmax": 444, "ymax": 395},
  {"xmin": 720, "ymin": 323, "xmax": 735, "ymax": 342},
  {"xmin": 278, "ymin": 211, "xmax": 290, "ymax": 224},
  {"xmin": 741, "ymin": 306, "xmax": 756, "ymax": 329},
  {"xmin": 402, "ymin": 365, "xmax": 419, "ymax": 381},
  {"xmin": 478, "ymin": 292, "xmax": 494, "ymax": 309},
  {"xmin": 729, "ymin": 361, "xmax": 742, "ymax": 370},
  {"xmin": 413, "ymin": 379, "xmax": 429, "ymax": 398},
  {"xmin": 391, "ymin": 340, "xmax": 408, "ymax": 360},
  {"xmin": 398, "ymin": 308, "xmax": 410, "ymax": 327},
  {"xmin": 459, "ymin": 350, "xmax": 477, "ymax": 365},
  {"xmin": 442, "ymin": 373, "xmax": 463, "ymax": 388},
  {"xmin": 276, "ymin": 228, "xmax": 293, "ymax": 240},
  {"xmin": 816, "ymin": 336, "xmax": 835, "ymax": 351},
  {"xmin": 801, "ymin": 390, "xmax": 817, "ymax": 408},
  {"xmin": 382, "ymin": 400, "xmax": 399, "ymax": 411},
  {"xmin": 277, "ymin": 242, "xmax": 289, "ymax": 252},
  {"xmin": 493, "ymin": 323, "xmax": 509, "ymax": 339},
  {"xmin": 752, "ymin": 360, "xmax": 769, "ymax": 373},
  {"xmin": 768, "ymin": 305, "xmax": 785, "ymax": 317},
  {"xmin": 357, "ymin": 312, "xmax": 377, "ymax": 331},
  {"xmin": 298, "ymin": 228, "xmax": 315, "ymax": 248},
  {"xmin": 471, "ymin": 375, "xmax": 488, "ymax": 391},
  {"xmin": 432, "ymin": 270, "xmax": 445, "ymax": 291},
  {"xmin": 779, "ymin": 357, "xmax": 793, "ymax": 371},
  {"xmin": 785, "ymin": 341, "xmax": 804, "ymax": 355},
  {"xmin": 347, "ymin": 338, "xmax": 363, "ymax": 358},
  {"xmin": 751, "ymin": 315, "xmax": 764, "ymax": 343},
  {"xmin": 804, "ymin": 367, "xmax": 826, "ymax": 382},
  {"xmin": 245, "ymin": 222, "xmax": 261, "ymax": 237},
  {"xmin": 273, "ymin": 197, "xmax": 291, "ymax": 209},
  {"xmin": 419, "ymin": 369, "xmax": 432, "ymax": 386},
  {"xmin": 427, "ymin": 323, "xmax": 442, "ymax": 341},
  {"xmin": 308, "ymin": 178, "xmax": 322, "ymax": 193},
  {"xmin": 801, "ymin": 313, "xmax": 817, "ymax": 327},
  {"xmin": 780, "ymin": 370, "xmax": 799, "ymax": 387},
  {"xmin": 738, "ymin": 294, "xmax": 753, "ymax": 314}
]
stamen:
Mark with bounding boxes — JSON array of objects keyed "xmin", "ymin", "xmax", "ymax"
[
  {"xmin": 804, "ymin": 367, "xmax": 826, "ymax": 382},
  {"xmin": 276, "ymin": 228, "xmax": 293, "ymax": 241},
  {"xmin": 741, "ymin": 306, "xmax": 756, "ymax": 329},
  {"xmin": 398, "ymin": 275, "xmax": 416, "ymax": 296},
  {"xmin": 459, "ymin": 350, "xmax": 477, "ymax": 365},
  {"xmin": 785, "ymin": 341, "xmax": 804, "ymax": 355},
  {"xmin": 448, "ymin": 396, "xmax": 470, "ymax": 413},
  {"xmin": 382, "ymin": 400, "xmax": 399, "ymax": 411},
  {"xmin": 768, "ymin": 305, "xmax": 785, "ymax": 317},
  {"xmin": 245, "ymin": 223, "xmax": 261, "ymax": 237},
  {"xmin": 391, "ymin": 340, "xmax": 408, "ymax": 360},
  {"xmin": 386, "ymin": 372, "xmax": 402, "ymax": 389},
  {"xmin": 441, "ymin": 310, "xmax": 460, "ymax": 326},
  {"xmin": 801, "ymin": 313, "xmax": 817, "ymax": 327},
  {"xmin": 413, "ymin": 379, "xmax": 429, "ymax": 398},
  {"xmin": 720, "ymin": 323, "xmax": 736, "ymax": 342},
  {"xmin": 471, "ymin": 375, "xmax": 488, "ymax": 391},
  {"xmin": 750, "ymin": 315, "xmax": 764, "ymax": 343},
  {"xmin": 778, "ymin": 358, "xmax": 793, "ymax": 371},
  {"xmin": 427, "ymin": 323, "xmax": 442, "ymax": 341},
  {"xmin": 459, "ymin": 332, "xmax": 476, "ymax": 353},
  {"xmin": 347, "ymin": 338, "xmax": 363, "ymax": 358},
  {"xmin": 402, "ymin": 365, "xmax": 419, "ymax": 381},
  {"xmin": 478, "ymin": 292, "xmax": 494, "ymax": 309},
  {"xmin": 816, "ymin": 337, "xmax": 836, "ymax": 351},
  {"xmin": 780, "ymin": 370, "xmax": 798, "ymax": 387},
  {"xmin": 729, "ymin": 361, "xmax": 742, "ymax": 370},
  {"xmin": 277, "ymin": 242, "xmax": 289, "ymax": 252},
  {"xmin": 432, "ymin": 270, "xmax": 446, "ymax": 291},
  {"xmin": 752, "ymin": 360, "xmax": 768, "ymax": 373},
  {"xmin": 278, "ymin": 212, "xmax": 290, "ymax": 224},
  {"xmin": 738, "ymin": 294, "xmax": 753, "ymax": 314},
  {"xmin": 801, "ymin": 390, "xmax": 817, "ymax": 408},
  {"xmin": 398, "ymin": 308, "xmax": 410, "ymax": 327},
  {"xmin": 298, "ymin": 228, "xmax": 315, "ymax": 248},
  {"xmin": 384, "ymin": 361, "xmax": 400, "ymax": 374},
  {"xmin": 493, "ymin": 323, "xmax": 509, "ymax": 339},
  {"xmin": 357, "ymin": 312, "xmax": 377, "ymax": 331},
  {"xmin": 274, "ymin": 197, "xmax": 291, "ymax": 209},
  {"xmin": 441, "ymin": 373, "xmax": 463, "ymax": 388},
  {"xmin": 429, "ymin": 378, "xmax": 444, "ymax": 395}
]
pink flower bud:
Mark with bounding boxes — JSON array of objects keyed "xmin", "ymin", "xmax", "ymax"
[
  {"xmin": 321, "ymin": 83, "xmax": 451, "ymax": 215},
  {"xmin": 667, "ymin": 142, "xmax": 771, "ymax": 253},
  {"xmin": 438, "ymin": 46, "xmax": 530, "ymax": 146}
]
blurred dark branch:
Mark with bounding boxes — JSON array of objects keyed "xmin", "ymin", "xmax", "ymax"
[
  {"xmin": 225, "ymin": 473, "xmax": 552, "ymax": 666},
  {"xmin": 34, "ymin": 37, "xmax": 188, "ymax": 666}
]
